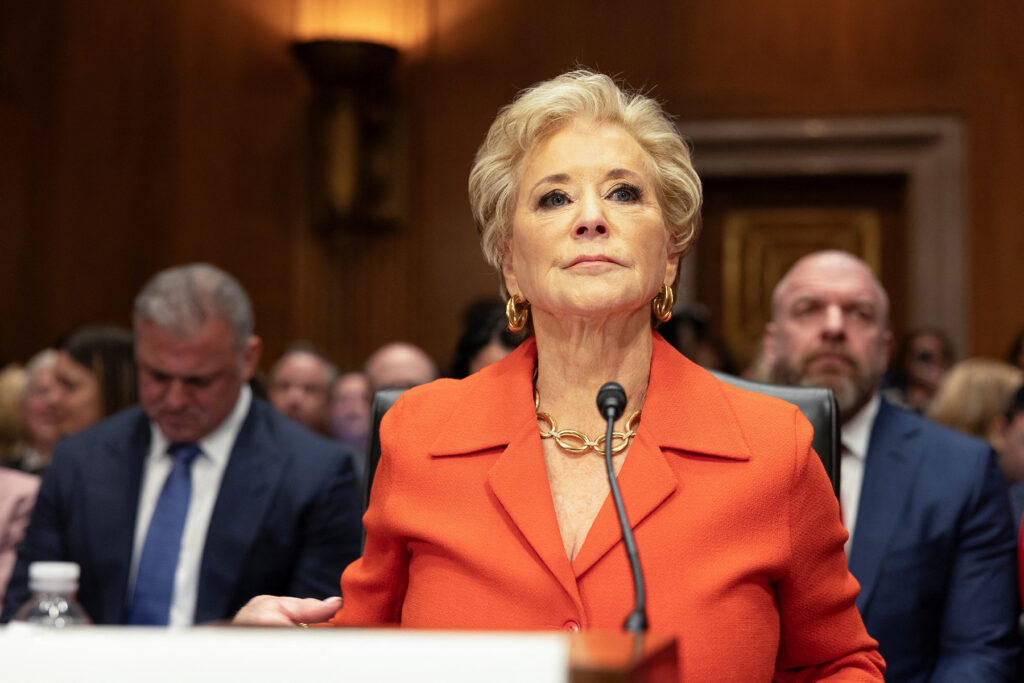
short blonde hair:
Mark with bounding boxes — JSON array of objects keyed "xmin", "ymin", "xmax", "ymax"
[
  {"xmin": 468, "ymin": 70, "xmax": 702, "ymax": 277},
  {"xmin": 927, "ymin": 358, "xmax": 1024, "ymax": 441}
]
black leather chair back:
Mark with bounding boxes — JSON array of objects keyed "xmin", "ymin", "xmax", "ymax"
[
  {"xmin": 364, "ymin": 388, "xmax": 406, "ymax": 508},
  {"xmin": 709, "ymin": 371, "xmax": 840, "ymax": 497},
  {"xmin": 363, "ymin": 375, "xmax": 840, "ymax": 509}
]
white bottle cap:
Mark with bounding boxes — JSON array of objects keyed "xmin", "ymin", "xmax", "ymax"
[{"xmin": 27, "ymin": 562, "xmax": 81, "ymax": 593}]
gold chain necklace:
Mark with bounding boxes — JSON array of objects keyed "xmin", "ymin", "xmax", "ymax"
[{"xmin": 534, "ymin": 389, "xmax": 641, "ymax": 455}]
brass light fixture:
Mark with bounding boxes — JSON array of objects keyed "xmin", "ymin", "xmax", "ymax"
[{"xmin": 291, "ymin": 39, "xmax": 403, "ymax": 235}]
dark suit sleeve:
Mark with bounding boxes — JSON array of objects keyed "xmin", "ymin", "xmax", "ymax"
[
  {"xmin": 930, "ymin": 448, "xmax": 1020, "ymax": 682},
  {"xmin": 283, "ymin": 448, "xmax": 363, "ymax": 598},
  {"xmin": 1, "ymin": 454, "xmax": 71, "ymax": 621}
]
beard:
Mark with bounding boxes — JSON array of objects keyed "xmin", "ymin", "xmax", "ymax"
[{"xmin": 770, "ymin": 346, "xmax": 881, "ymax": 422}]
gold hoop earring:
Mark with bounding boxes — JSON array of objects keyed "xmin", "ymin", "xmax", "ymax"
[
  {"xmin": 506, "ymin": 294, "xmax": 530, "ymax": 332},
  {"xmin": 652, "ymin": 284, "xmax": 674, "ymax": 323}
]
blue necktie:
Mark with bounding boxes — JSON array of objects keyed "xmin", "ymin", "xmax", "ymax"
[{"xmin": 127, "ymin": 443, "xmax": 202, "ymax": 625}]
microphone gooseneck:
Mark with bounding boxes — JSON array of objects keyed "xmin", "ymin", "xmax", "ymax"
[{"xmin": 596, "ymin": 382, "xmax": 649, "ymax": 634}]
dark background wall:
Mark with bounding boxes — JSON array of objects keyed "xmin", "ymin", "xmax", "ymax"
[{"xmin": 2, "ymin": 0, "xmax": 1022, "ymax": 371}]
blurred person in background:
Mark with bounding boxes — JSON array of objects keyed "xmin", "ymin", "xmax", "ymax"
[
  {"xmin": 331, "ymin": 371, "xmax": 371, "ymax": 480},
  {"xmin": 658, "ymin": 303, "xmax": 738, "ymax": 375},
  {"xmin": 995, "ymin": 387, "xmax": 1024, "ymax": 531},
  {"xmin": 364, "ymin": 342, "xmax": 438, "ymax": 393},
  {"xmin": 0, "ymin": 359, "xmax": 41, "ymax": 605},
  {"xmin": 883, "ymin": 327, "xmax": 954, "ymax": 414},
  {"xmin": 448, "ymin": 299, "xmax": 526, "ymax": 379},
  {"xmin": 267, "ymin": 344, "xmax": 336, "ymax": 436},
  {"xmin": 926, "ymin": 358, "xmax": 1023, "ymax": 444},
  {"xmin": 0, "ymin": 466, "xmax": 38, "ymax": 605},
  {"xmin": 996, "ymin": 386, "xmax": 1024, "ymax": 487},
  {"xmin": 54, "ymin": 325, "xmax": 137, "ymax": 438},
  {"xmin": 0, "ymin": 365, "xmax": 28, "ymax": 468},
  {"xmin": 17, "ymin": 350, "xmax": 60, "ymax": 474}
]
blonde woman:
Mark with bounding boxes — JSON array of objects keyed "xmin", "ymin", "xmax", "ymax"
[
  {"xmin": 927, "ymin": 358, "xmax": 1023, "ymax": 443},
  {"xmin": 237, "ymin": 71, "xmax": 883, "ymax": 681}
]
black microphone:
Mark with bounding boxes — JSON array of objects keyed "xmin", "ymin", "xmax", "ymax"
[
  {"xmin": 596, "ymin": 382, "xmax": 649, "ymax": 633},
  {"xmin": 597, "ymin": 382, "xmax": 628, "ymax": 421}
]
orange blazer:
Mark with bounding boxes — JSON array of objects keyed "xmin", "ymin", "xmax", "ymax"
[{"xmin": 330, "ymin": 333, "xmax": 884, "ymax": 681}]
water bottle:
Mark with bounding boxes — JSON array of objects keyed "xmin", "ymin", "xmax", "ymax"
[{"xmin": 11, "ymin": 561, "xmax": 92, "ymax": 627}]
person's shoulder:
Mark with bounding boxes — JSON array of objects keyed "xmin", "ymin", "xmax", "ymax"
[
  {"xmin": 0, "ymin": 467, "xmax": 39, "ymax": 498},
  {"xmin": 684, "ymin": 363, "xmax": 808, "ymax": 432},
  {"xmin": 51, "ymin": 406, "xmax": 149, "ymax": 462},
  {"xmin": 650, "ymin": 340, "xmax": 810, "ymax": 462},
  {"xmin": 388, "ymin": 376, "xmax": 464, "ymax": 415},
  {"xmin": 653, "ymin": 333, "xmax": 803, "ymax": 423},
  {"xmin": 711, "ymin": 375, "xmax": 814, "ymax": 453},
  {"xmin": 878, "ymin": 399, "xmax": 992, "ymax": 457},
  {"xmin": 710, "ymin": 373, "xmax": 806, "ymax": 417},
  {"xmin": 378, "ymin": 353, "xmax": 534, "ymax": 458},
  {"xmin": 372, "ymin": 379, "xmax": 467, "ymax": 453},
  {"xmin": 391, "ymin": 345, "xmax": 529, "ymax": 422},
  {"xmin": 249, "ymin": 398, "xmax": 350, "ymax": 460},
  {"xmin": 874, "ymin": 400, "xmax": 1001, "ymax": 494}
]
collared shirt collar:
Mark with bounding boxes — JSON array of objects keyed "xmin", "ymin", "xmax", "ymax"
[
  {"xmin": 841, "ymin": 391, "xmax": 881, "ymax": 462},
  {"xmin": 147, "ymin": 384, "xmax": 252, "ymax": 467}
]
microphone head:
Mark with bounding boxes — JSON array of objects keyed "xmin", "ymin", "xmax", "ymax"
[{"xmin": 596, "ymin": 382, "xmax": 627, "ymax": 421}]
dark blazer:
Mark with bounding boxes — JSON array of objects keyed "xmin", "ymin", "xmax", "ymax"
[
  {"xmin": 850, "ymin": 399, "xmax": 1019, "ymax": 682},
  {"xmin": 1, "ymin": 398, "xmax": 362, "ymax": 624}
]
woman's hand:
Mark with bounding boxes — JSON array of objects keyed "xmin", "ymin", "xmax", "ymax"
[{"xmin": 232, "ymin": 595, "xmax": 342, "ymax": 626}]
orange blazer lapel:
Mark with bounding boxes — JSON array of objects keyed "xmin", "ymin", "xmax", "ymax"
[
  {"xmin": 571, "ymin": 427, "xmax": 678, "ymax": 577},
  {"xmin": 573, "ymin": 334, "xmax": 753, "ymax": 577},
  {"xmin": 487, "ymin": 420, "xmax": 584, "ymax": 609},
  {"xmin": 428, "ymin": 339, "xmax": 584, "ymax": 610}
]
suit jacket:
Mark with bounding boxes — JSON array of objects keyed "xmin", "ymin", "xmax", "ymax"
[
  {"xmin": 329, "ymin": 334, "xmax": 884, "ymax": 681},
  {"xmin": 1, "ymin": 398, "xmax": 363, "ymax": 624},
  {"xmin": 850, "ymin": 400, "xmax": 1019, "ymax": 682},
  {"xmin": 0, "ymin": 468, "xmax": 39, "ymax": 607}
]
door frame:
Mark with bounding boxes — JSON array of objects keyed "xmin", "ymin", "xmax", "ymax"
[{"xmin": 680, "ymin": 116, "xmax": 968, "ymax": 355}]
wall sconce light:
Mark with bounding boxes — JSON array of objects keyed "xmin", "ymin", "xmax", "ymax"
[{"xmin": 291, "ymin": 39, "xmax": 403, "ymax": 235}]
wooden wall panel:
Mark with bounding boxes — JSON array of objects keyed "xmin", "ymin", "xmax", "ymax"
[
  {"xmin": 968, "ymin": 1, "xmax": 1024, "ymax": 358},
  {"xmin": 165, "ymin": 0, "xmax": 306, "ymax": 364},
  {"xmin": 2, "ymin": 0, "xmax": 1023, "ymax": 372},
  {"xmin": 1, "ymin": 0, "xmax": 72, "ymax": 360}
]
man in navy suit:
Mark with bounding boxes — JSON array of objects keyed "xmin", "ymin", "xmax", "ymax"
[
  {"xmin": 764, "ymin": 250, "xmax": 1018, "ymax": 681},
  {"xmin": 2, "ymin": 263, "xmax": 362, "ymax": 625}
]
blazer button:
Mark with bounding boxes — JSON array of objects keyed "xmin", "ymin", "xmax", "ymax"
[{"xmin": 562, "ymin": 619, "xmax": 581, "ymax": 631}]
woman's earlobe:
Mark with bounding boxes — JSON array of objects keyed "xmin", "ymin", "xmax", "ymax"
[
  {"xmin": 664, "ymin": 253, "xmax": 681, "ymax": 288},
  {"xmin": 501, "ymin": 254, "xmax": 517, "ymax": 291}
]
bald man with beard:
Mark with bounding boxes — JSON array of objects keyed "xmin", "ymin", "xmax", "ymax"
[{"xmin": 764, "ymin": 250, "xmax": 1018, "ymax": 682}]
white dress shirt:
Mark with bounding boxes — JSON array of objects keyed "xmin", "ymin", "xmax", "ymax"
[
  {"xmin": 839, "ymin": 392, "xmax": 880, "ymax": 554},
  {"xmin": 129, "ymin": 385, "xmax": 252, "ymax": 626}
]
